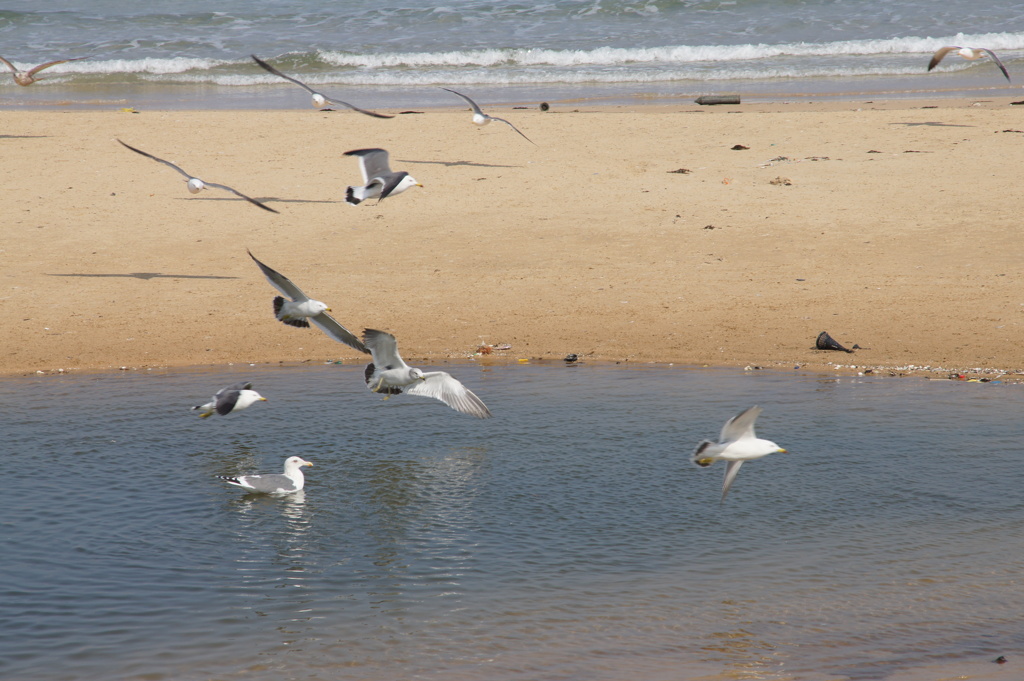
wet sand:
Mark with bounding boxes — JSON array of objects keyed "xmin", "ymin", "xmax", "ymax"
[{"xmin": 2, "ymin": 97, "xmax": 1023, "ymax": 377}]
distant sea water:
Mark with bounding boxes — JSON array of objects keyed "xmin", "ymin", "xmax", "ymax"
[{"xmin": 1, "ymin": 0, "xmax": 1024, "ymax": 109}]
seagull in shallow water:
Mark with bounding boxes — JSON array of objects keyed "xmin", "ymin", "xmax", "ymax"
[
  {"xmin": 0, "ymin": 55, "xmax": 87, "ymax": 86},
  {"xmin": 117, "ymin": 139, "xmax": 278, "ymax": 213},
  {"xmin": 247, "ymin": 249, "xmax": 368, "ymax": 354},
  {"xmin": 218, "ymin": 456, "xmax": 313, "ymax": 494},
  {"xmin": 192, "ymin": 382, "xmax": 267, "ymax": 418},
  {"xmin": 362, "ymin": 328, "xmax": 493, "ymax": 418},
  {"xmin": 343, "ymin": 148, "xmax": 421, "ymax": 205},
  {"xmin": 927, "ymin": 46, "xmax": 1011, "ymax": 82},
  {"xmin": 251, "ymin": 55, "xmax": 394, "ymax": 118},
  {"xmin": 441, "ymin": 87, "xmax": 535, "ymax": 145},
  {"xmin": 692, "ymin": 406, "xmax": 787, "ymax": 502}
]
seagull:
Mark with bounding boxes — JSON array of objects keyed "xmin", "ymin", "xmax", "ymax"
[
  {"xmin": 692, "ymin": 406, "xmax": 787, "ymax": 502},
  {"xmin": 247, "ymin": 249, "xmax": 368, "ymax": 354},
  {"xmin": 343, "ymin": 148, "xmax": 421, "ymax": 205},
  {"xmin": 192, "ymin": 382, "xmax": 267, "ymax": 418},
  {"xmin": 117, "ymin": 139, "xmax": 278, "ymax": 213},
  {"xmin": 927, "ymin": 46, "xmax": 1011, "ymax": 82},
  {"xmin": 218, "ymin": 456, "xmax": 313, "ymax": 494},
  {"xmin": 441, "ymin": 87, "xmax": 535, "ymax": 145},
  {"xmin": 0, "ymin": 55, "xmax": 87, "ymax": 86},
  {"xmin": 362, "ymin": 328, "xmax": 493, "ymax": 418},
  {"xmin": 251, "ymin": 55, "xmax": 394, "ymax": 118}
]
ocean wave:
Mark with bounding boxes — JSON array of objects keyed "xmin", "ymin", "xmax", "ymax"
[{"xmin": 319, "ymin": 32, "xmax": 1024, "ymax": 68}]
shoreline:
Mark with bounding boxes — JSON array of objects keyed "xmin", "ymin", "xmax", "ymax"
[{"xmin": 3, "ymin": 97, "xmax": 1023, "ymax": 381}]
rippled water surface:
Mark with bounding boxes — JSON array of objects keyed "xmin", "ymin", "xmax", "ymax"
[{"xmin": 1, "ymin": 363, "xmax": 1022, "ymax": 680}]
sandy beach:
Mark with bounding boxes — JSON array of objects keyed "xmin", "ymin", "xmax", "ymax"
[{"xmin": 3, "ymin": 96, "xmax": 1023, "ymax": 378}]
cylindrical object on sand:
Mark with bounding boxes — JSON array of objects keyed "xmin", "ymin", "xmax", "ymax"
[{"xmin": 695, "ymin": 95, "xmax": 741, "ymax": 105}]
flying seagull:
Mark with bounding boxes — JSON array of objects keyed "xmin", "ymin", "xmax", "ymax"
[
  {"xmin": 117, "ymin": 139, "xmax": 278, "ymax": 213},
  {"xmin": 247, "ymin": 249, "xmax": 368, "ymax": 354},
  {"xmin": 362, "ymin": 328, "xmax": 493, "ymax": 418},
  {"xmin": 692, "ymin": 406, "xmax": 787, "ymax": 502},
  {"xmin": 343, "ymin": 148, "xmax": 421, "ymax": 205},
  {"xmin": 192, "ymin": 381, "xmax": 267, "ymax": 418},
  {"xmin": 927, "ymin": 46, "xmax": 1011, "ymax": 82},
  {"xmin": 441, "ymin": 87, "xmax": 535, "ymax": 145},
  {"xmin": 218, "ymin": 456, "xmax": 313, "ymax": 494},
  {"xmin": 0, "ymin": 55, "xmax": 87, "ymax": 86},
  {"xmin": 251, "ymin": 54, "xmax": 394, "ymax": 118}
]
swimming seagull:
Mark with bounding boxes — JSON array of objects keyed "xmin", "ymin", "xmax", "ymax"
[
  {"xmin": 218, "ymin": 456, "xmax": 313, "ymax": 494},
  {"xmin": 251, "ymin": 54, "xmax": 394, "ymax": 118},
  {"xmin": 362, "ymin": 328, "xmax": 493, "ymax": 418},
  {"xmin": 0, "ymin": 55, "xmax": 87, "ymax": 86},
  {"xmin": 247, "ymin": 249, "xmax": 369, "ymax": 355},
  {"xmin": 343, "ymin": 148, "xmax": 422, "ymax": 205},
  {"xmin": 441, "ymin": 87, "xmax": 536, "ymax": 145},
  {"xmin": 692, "ymin": 406, "xmax": 787, "ymax": 502},
  {"xmin": 927, "ymin": 46, "xmax": 1011, "ymax": 82},
  {"xmin": 117, "ymin": 139, "xmax": 279, "ymax": 213},
  {"xmin": 192, "ymin": 382, "xmax": 267, "ymax": 418}
]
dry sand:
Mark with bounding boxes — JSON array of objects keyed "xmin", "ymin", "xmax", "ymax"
[{"xmin": 2, "ymin": 97, "xmax": 1023, "ymax": 378}]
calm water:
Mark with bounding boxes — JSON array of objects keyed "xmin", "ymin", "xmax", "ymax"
[
  {"xmin": 1, "ymin": 1, "xmax": 1023, "ymax": 108},
  {"xmin": 1, "ymin": 362, "xmax": 1022, "ymax": 680}
]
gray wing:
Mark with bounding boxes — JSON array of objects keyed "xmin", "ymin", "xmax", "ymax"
[
  {"xmin": 721, "ymin": 461, "xmax": 744, "ymax": 502},
  {"xmin": 362, "ymin": 328, "xmax": 406, "ymax": 369},
  {"xmin": 489, "ymin": 116, "xmax": 536, "ymax": 145},
  {"xmin": 247, "ymin": 249, "xmax": 309, "ymax": 301},
  {"xmin": 214, "ymin": 390, "xmax": 242, "ymax": 415},
  {"xmin": 980, "ymin": 48, "xmax": 1011, "ymax": 82},
  {"xmin": 441, "ymin": 87, "xmax": 485, "ymax": 116},
  {"xmin": 118, "ymin": 139, "xmax": 193, "ymax": 180},
  {"xmin": 408, "ymin": 371, "xmax": 493, "ymax": 418},
  {"xmin": 204, "ymin": 181, "xmax": 278, "ymax": 213},
  {"xmin": 720, "ymin": 405, "xmax": 762, "ymax": 443},
  {"xmin": 378, "ymin": 171, "xmax": 410, "ymax": 201},
  {"xmin": 27, "ymin": 56, "xmax": 87, "ymax": 77},
  {"xmin": 927, "ymin": 46, "xmax": 959, "ymax": 72},
  {"xmin": 345, "ymin": 148, "xmax": 392, "ymax": 184},
  {"xmin": 234, "ymin": 473, "xmax": 300, "ymax": 493},
  {"xmin": 310, "ymin": 313, "xmax": 369, "ymax": 354},
  {"xmin": 252, "ymin": 54, "xmax": 318, "ymax": 94},
  {"xmin": 0, "ymin": 56, "xmax": 17, "ymax": 74},
  {"xmin": 321, "ymin": 95, "xmax": 395, "ymax": 119}
]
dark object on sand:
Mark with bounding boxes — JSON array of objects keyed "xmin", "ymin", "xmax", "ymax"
[
  {"xmin": 731, "ymin": 144, "xmax": 749, "ymax": 150},
  {"xmin": 564, "ymin": 353, "xmax": 579, "ymax": 363},
  {"xmin": 994, "ymin": 656, "xmax": 1008, "ymax": 664},
  {"xmin": 816, "ymin": 331, "xmax": 854, "ymax": 353},
  {"xmin": 539, "ymin": 102, "xmax": 550, "ymax": 111},
  {"xmin": 695, "ymin": 95, "xmax": 741, "ymax": 105}
]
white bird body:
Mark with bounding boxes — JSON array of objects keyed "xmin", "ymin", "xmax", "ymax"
[
  {"xmin": 192, "ymin": 382, "xmax": 267, "ymax": 418},
  {"xmin": 219, "ymin": 456, "xmax": 313, "ymax": 494},
  {"xmin": 247, "ymin": 250, "xmax": 368, "ymax": 354},
  {"xmin": 344, "ymin": 148, "xmax": 421, "ymax": 205},
  {"xmin": 362, "ymin": 329, "xmax": 492, "ymax": 418},
  {"xmin": 928, "ymin": 46, "xmax": 1010, "ymax": 82},
  {"xmin": 692, "ymin": 406, "xmax": 786, "ymax": 502}
]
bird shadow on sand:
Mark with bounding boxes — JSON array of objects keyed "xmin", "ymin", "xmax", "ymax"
[
  {"xmin": 889, "ymin": 121, "xmax": 975, "ymax": 127},
  {"xmin": 0, "ymin": 134, "xmax": 49, "ymax": 139},
  {"xmin": 173, "ymin": 196, "xmax": 339, "ymax": 206},
  {"xmin": 47, "ymin": 273, "xmax": 240, "ymax": 281},
  {"xmin": 397, "ymin": 158, "xmax": 521, "ymax": 168}
]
